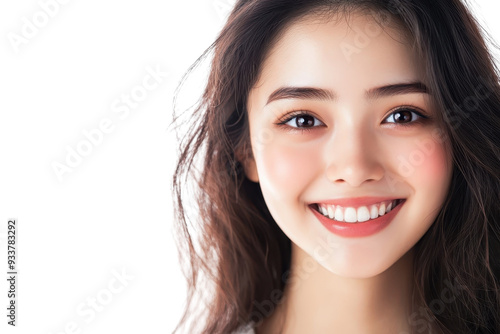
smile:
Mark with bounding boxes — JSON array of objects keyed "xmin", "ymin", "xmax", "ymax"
[
  {"xmin": 310, "ymin": 197, "xmax": 407, "ymax": 238},
  {"xmin": 314, "ymin": 199, "xmax": 404, "ymax": 223}
]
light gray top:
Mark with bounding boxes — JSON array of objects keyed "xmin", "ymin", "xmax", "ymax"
[{"xmin": 234, "ymin": 323, "xmax": 256, "ymax": 334}]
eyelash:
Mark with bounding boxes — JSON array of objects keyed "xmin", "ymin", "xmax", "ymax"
[
  {"xmin": 274, "ymin": 105, "xmax": 431, "ymax": 133},
  {"xmin": 274, "ymin": 110, "xmax": 323, "ymax": 133}
]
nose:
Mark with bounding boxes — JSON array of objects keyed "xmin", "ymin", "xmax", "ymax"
[{"xmin": 325, "ymin": 127, "xmax": 385, "ymax": 187}]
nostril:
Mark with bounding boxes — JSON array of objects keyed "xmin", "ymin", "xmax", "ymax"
[{"xmin": 325, "ymin": 160, "xmax": 385, "ymax": 187}]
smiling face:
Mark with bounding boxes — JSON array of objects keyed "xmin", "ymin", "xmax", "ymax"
[{"xmin": 243, "ymin": 11, "xmax": 453, "ymax": 278}]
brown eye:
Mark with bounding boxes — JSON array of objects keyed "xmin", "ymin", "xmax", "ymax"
[
  {"xmin": 295, "ymin": 115, "xmax": 315, "ymax": 127},
  {"xmin": 282, "ymin": 113, "xmax": 324, "ymax": 128},
  {"xmin": 393, "ymin": 110, "xmax": 412, "ymax": 123},
  {"xmin": 384, "ymin": 108, "xmax": 425, "ymax": 125}
]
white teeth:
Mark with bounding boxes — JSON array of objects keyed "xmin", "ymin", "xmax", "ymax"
[
  {"xmin": 327, "ymin": 205, "xmax": 335, "ymax": 219},
  {"xmin": 344, "ymin": 207, "xmax": 357, "ymax": 223},
  {"xmin": 334, "ymin": 206, "xmax": 344, "ymax": 221},
  {"xmin": 379, "ymin": 203, "xmax": 386, "ymax": 216},
  {"xmin": 317, "ymin": 199, "xmax": 403, "ymax": 223},
  {"xmin": 386, "ymin": 202, "xmax": 393, "ymax": 213},
  {"xmin": 357, "ymin": 206, "xmax": 370, "ymax": 222},
  {"xmin": 370, "ymin": 205, "xmax": 379, "ymax": 219}
]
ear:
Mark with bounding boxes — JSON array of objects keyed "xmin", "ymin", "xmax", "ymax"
[{"xmin": 235, "ymin": 147, "xmax": 259, "ymax": 183}]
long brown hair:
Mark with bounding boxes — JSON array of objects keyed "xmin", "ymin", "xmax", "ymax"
[{"xmin": 171, "ymin": 1, "xmax": 500, "ymax": 333}]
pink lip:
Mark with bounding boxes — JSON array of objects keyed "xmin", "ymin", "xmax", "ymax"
[
  {"xmin": 310, "ymin": 199, "xmax": 406, "ymax": 238},
  {"xmin": 312, "ymin": 196, "xmax": 403, "ymax": 207}
]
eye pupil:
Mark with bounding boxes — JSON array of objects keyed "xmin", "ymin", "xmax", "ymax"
[
  {"xmin": 296, "ymin": 115, "xmax": 315, "ymax": 127},
  {"xmin": 394, "ymin": 110, "xmax": 412, "ymax": 123}
]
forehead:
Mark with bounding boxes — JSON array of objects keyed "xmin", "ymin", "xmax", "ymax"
[{"xmin": 248, "ymin": 11, "xmax": 425, "ymax": 108}]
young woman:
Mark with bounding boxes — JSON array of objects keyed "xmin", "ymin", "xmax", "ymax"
[{"xmin": 171, "ymin": 0, "xmax": 500, "ymax": 333}]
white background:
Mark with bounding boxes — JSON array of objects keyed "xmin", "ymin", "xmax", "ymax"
[{"xmin": 0, "ymin": 0, "xmax": 499, "ymax": 333}]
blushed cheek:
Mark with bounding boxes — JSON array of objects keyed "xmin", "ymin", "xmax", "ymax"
[
  {"xmin": 256, "ymin": 138, "xmax": 321, "ymax": 201},
  {"xmin": 424, "ymin": 147, "xmax": 452, "ymax": 181},
  {"xmin": 420, "ymin": 145, "xmax": 452, "ymax": 205},
  {"xmin": 393, "ymin": 134, "xmax": 452, "ymax": 196},
  {"xmin": 417, "ymin": 139, "xmax": 449, "ymax": 182}
]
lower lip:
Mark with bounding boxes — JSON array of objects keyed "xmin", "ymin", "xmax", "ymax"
[{"xmin": 310, "ymin": 201, "xmax": 405, "ymax": 238}]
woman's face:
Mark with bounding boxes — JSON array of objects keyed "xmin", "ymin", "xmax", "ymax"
[{"xmin": 244, "ymin": 12, "xmax": 453, "ymax": 278}]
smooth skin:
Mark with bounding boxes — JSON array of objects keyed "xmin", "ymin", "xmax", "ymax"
[{"xmin": 243, "ymin": 11, "xmax": 452, "ymax": 334}]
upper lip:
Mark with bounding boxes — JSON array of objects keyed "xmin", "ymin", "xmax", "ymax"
[{"xmin": 311, "ymin": 196, "xmax": 405, "ymax": 207}]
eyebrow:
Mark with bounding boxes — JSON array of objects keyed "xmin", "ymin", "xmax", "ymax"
[{"xmin": 265, "ymin": 82, "xmax": 429, "ymax": 105}]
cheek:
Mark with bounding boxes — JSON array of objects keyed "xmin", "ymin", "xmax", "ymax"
[
  {"xmin": 419, "ymin": 147, "xmax": 451, "ymax": 184},
  {"xmin": 396, "ymin": 135, "xmax": 451, "ymax": 184},
  {"xmin": 389, "ymin": 133, "xmax": 452, "ymax": 213},
  {"xmin": 253, "ymin": 136, "xmax": 321, "ymax": 201}
]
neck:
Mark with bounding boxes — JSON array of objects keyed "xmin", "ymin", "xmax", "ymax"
[{"xmin": 257, "ymin": 244, "xmax": 416, "ymax": 334}]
